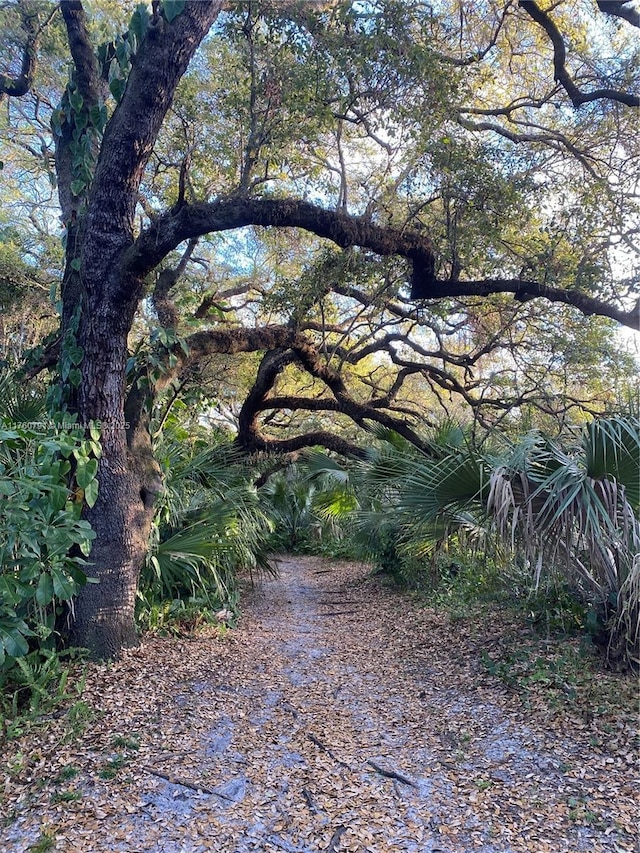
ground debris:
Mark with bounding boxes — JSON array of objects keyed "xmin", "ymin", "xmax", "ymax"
[
  {"xmin": 1, "ymin": 556, "xmax": 637, "ymax": 853},
  {"xmin": 366, "ymin": 759, "xmax": 418, "ymax": 788}
]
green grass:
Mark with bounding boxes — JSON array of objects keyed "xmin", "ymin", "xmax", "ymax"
[
  {"xmin": 50, "ymin": 789, "xmax": 82, "ymax": 804},
  {"xmin": 27, "ymin": 831, "xmax": 56, "ymax": 853},
  {"xmin": 98, "ymin": 753, "xmax": 128, "ymax": 780},
  {"xmin": 55, "ymin": 765, "xmax": 79, "ymax": 783},
  {"xmin": 110, "ymin": 734, "xmax": 140, "ymax": 751}
]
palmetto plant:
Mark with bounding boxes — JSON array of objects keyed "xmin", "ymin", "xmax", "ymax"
[
  {"xmin": 363, "ymin": 417, "xmax": 639, "ymax": 668},
  {"xmin": 487, "ymin": 418, "xmax": 639, "ymax": 667},
  {"xmin": 260, "ymin": 451, "xmax": 361, "ymax": 552},
  {"xmin": 139, "ymin": 416, "xmax": 275, "ymax": 614},
  {"xmin": 0, "ymin": 370, "xmax": 47, "ymax": 426}
]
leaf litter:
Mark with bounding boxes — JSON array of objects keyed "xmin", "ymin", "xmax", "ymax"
[{"xmin": 1, "ymin": 556, "xmax": 637, "ymax": 852}]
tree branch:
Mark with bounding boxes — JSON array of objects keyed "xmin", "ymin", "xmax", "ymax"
[
  {"xmin": 241, "ymin": 429, "xmax": 367, "ymax": 459},
  {"xmin": 456, "ymin": 115, "xmax": 600, "ymax": 178},
  {"xmin": 423, "ymin": 279, "xmax": 640, "ymax": 330},
  {"xmin": 596, "ymin": 1, "xmax": 639, "ymax": 28},
  {"xmin": 82, "ymin": 1, "xmax": 224, "ymax": 277},
  {"xmin": 432, "ymin": 0, "xmax": 515, "ymax": 67},
  {"xmin": 0, "ymin": 0, "xmax": 38, "ymax": 100},
  {"xmin": 124, "ymin": 197, "xmax": 435, "ymax": 281},
  {"xmin": 152, "ymin": 238, "xmax": 198, "ymax": 329},
  {"xmin": 59, "ymin": 1, "xmax": 102, "ymax": 110},
  {"xmin": 124, "ymin": 196, "xmax": 636, "ymax": 328},
  {"xmin": 519, "ymin": 1, "xmax": 640, "ymax": 108}
]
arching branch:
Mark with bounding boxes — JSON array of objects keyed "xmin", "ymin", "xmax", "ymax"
[
  {"xmin": 124, "ymin": 197, "xmax": 436, "ymax": 283},
  {"xmin": 124, "ymin": 196, "xmax": 637, "ymax": 329},
  {"xmin": 241, "ymin": 430, "xmax": 368, "ymax": 459},
  {"xmin": 519, "ymin": 1, "xmax": 640, "ymax": 108},
  {"xmin": 0, "ymin": 0, "xmax": 39, "ymax": 101}
]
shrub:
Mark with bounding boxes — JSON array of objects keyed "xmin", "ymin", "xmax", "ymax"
[{"xmin": 0, "ymin": 423, "xmax": 96, "ymax": 710}]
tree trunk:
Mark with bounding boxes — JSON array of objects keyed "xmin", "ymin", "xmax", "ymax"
[
  {"xmin": 68, "ymin": 460, "xmax": 153, "ymax": 657},
  {"xmin": 67, "ymin": 281, "xmax": 160, "ymax": 657}
]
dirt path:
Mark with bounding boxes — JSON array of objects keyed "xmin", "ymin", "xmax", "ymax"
[{"xmin": 1, "ymin": 557, "xmax": 637, "ymax": 852}]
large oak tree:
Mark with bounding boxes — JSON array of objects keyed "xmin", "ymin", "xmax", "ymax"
[{"xmin": 0, "ymin": 0, "xmax": 637, "ymax": 657}]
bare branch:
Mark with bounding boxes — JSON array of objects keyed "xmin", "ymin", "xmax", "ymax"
[
  {"xmin": 423, "ymin": 279, "xmax": 640, "ymax": 330},
  {"xmin": 152, "ymin": 238, "xmax": 198, "ymax": 329},
  {"xmin": 457, "ymin": 115, "xmax": 601, "ymax": 177},
  {"xmin": 432, "ymin": 0, "xmax": 515, "ymax": 67}
]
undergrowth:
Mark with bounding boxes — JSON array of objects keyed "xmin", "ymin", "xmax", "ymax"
[
  {"xmin": 135, "ymin": 595, "xmax": 235, "ymax": 637},
  {"xmin": 363, "ymin": 543, "xmax": 638, "ymax": 719}
]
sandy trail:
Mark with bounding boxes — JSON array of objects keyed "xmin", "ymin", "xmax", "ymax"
[{"xmin": 1, "ymin": 556, "xmax": 636, "ymax": 852}]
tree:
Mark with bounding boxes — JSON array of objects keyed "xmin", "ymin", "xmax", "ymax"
[{"xmin": 0, "ymin": 0, "xmax": 637, "ymax": 657}]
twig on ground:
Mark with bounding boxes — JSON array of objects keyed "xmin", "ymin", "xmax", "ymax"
[
  {"xmin": 307, "ymin": 733, "xmax": 351, "ymax": 768},
  {"xmin": 366, "ymin": 759, "xmax": 418, "ymax": 788},
  {"xmin": 302, "ymin": 786, "xmax": 318, "ymax": 813},
  {"xmin": 141, "ymin": 766, "xmax": 233, "ymax": 800},
  {"xmin": 325, "ymin": 825, "xmax": 347, "ymax": 851}
]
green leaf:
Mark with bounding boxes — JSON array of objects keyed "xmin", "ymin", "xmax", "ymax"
[
  {"xmin": 109, "ymin": 77, "xmax": 126, "ymax": 103},
  {"xmin": 88, "ymin": 440, "xmax": 102, "ymax": 458},
  {"xmin": 89, "ymin": 102, "xmax": 108, "ymax": 134},
  {"xmin": 69, "ymin": 367, "xmax": 82, "ymax": 387},
  {"xmin": 70, "ymin": 179, "xmax": 86, "ymax": 196},
  {"xmin": 69, "ymin": 345, "xmax": 84, "ymax": 366},
  {"xmin": 163, "ymin": 0, "xmax": 185, "ymax": 23},
  {"xmin": 69, "ymin": 91, "xmax": 84, "ymax": 113},
  {"xmin": 74, "ymin": 111, "xmax": 88, "ymax": 131},
  {"xmin": 84, "ymin": 478, "xmax": 99, "ymax": 508},
  {"xmin": 75, "ymin": 458, "xmax": 98, "ymax": 489},
  {"xmin": 35, "ymin": 572, "xmax": 54, "ymax": 606},
  {"xmin": 0, "ymin": 619, "xmax": 30, "ymax": 659},
  {"xmin": 70, "ymin": 258, "xmax": 82, "ymax": 272},
  {"xmin": 115, "ymin": 36, "xmax": 131, "ymax": 69},
  {"xmin": 130, "ymin": 3, "xmax": 151, "ymax": 42},
  {"xmin": 50, "ymin": 567, "xmax": 76, "ymax": 600}
]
